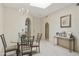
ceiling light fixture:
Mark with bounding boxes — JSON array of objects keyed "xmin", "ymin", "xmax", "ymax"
[
  {"xmin": 18, "ymin": 8, "xmax": 29, "ymax": 15},
  {"xmin": 30, "ymin": 3, "xmax": 52, "ymax": 9}
]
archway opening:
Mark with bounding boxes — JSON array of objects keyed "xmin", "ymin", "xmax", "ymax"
[
  {"xmin": 45, "ymin": 22, "xmax": 49, "ymax": 40},
  {"xmin": 25, "ymin": 18, "xmax": 31, "ymax": 37}
]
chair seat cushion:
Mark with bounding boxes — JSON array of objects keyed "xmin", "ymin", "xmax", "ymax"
[
  {"xmin": 21, "ymin": 47, "xmax": 31, "ymax": 55},
  {"xmin": 22, "ymin": 49, "xmax": 31, "ymax": 52},
  {"xmin": 32, "ymin": 42, "xmax": 39, "ymax": 47},
  {"xmin": 6, "ymin": 45, "xmax": 17, "ymax": 52}
]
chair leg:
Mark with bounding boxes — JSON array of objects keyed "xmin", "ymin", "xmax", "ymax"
[
  {"xmin": 39, "ymin": 46, "xmax": 40, "ymax": 53},
  {"xmin": 29, "ymin": 51, "xmax": 32, "ymax": 56},
  {"xmin": 16, "ymin": 49, "xmax": 19, "ymax": 56},
  {"xmin": 4, "ymin": 53, "xmax": 6, "ymax": 56},
  {"xmin": 16, "ymin": 43, "xmax": 20, "ymax": 56},
  {"xmin": 20, "ymin": 50, "xmax": 23, "ymax": 56},
  {"xmin": 29, "ymin": 53, "xmax": 32, "ymax": 56},
  {"xmin": 21, "ymin": 46, "xmax": 23, "ymax": 56},
  {"xmin": 4, "ymin": 51, "xmax": 6, "ymax": 56},
  {"xmin": 36, "ymin": 47, "xmax": 37, "ymax": 52},
  {"xmin": 29, "ymin": 47, "xmax": 32, "ymax": 56}
]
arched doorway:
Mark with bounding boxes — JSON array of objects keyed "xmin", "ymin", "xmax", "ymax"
[
  {"xmin": 45, "ymin": 22, "xmax": 49, "ymax": 40},
  {"xmin": 25, "ymin": 18, "xmax": 31, "ymax": 37}
]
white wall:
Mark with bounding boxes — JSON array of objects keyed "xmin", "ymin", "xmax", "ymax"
[
  {"xmin": 4, "ymin": 7, "xmax": 26, "ymax": 45},
  {"xmin": 43, "ymin": 5, "xmax": 79, "ymax": 52},
  {"xmin": 32, "ymin": 16, "xmax": 43, "ymax": 39},
  {"xmin": 0, "ymin": 4, "xmax": 4, "ymax": 53},
  {"xmin": 0, "ymin": 4, "xmax": 3, "ymax": 35},
  {"xmin": 3, "ymin": 7, "xmax": 43, "ymax": 46}
]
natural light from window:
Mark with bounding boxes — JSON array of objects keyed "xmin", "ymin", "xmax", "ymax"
[{"xmin": 30, "ymin": 3, "xmax": 52, "ymax": 9}]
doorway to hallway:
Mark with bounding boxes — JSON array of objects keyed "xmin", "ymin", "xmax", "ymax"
[{"xmin": 45, "ymin": 22, "xmax": 49, "ymax": 40}]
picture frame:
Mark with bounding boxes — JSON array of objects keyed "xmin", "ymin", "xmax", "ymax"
[{"xmin": 60, "ymin": 14, "xmax": 71, "ymax": 28}]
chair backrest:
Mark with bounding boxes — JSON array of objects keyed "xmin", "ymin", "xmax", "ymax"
[
  {"xmin": 0, "ymin": 34, "xmax": 7, "ymax": 50},
  {"xmin": 29, "ymin": 36, "xmax": 34, "ymax": 45},
  {"xmin": 21, "ymin": 34, "xmax": 27, "ymax": 44},
  {"xmin": 21, "ymin": 34, "xmax": 34, "ymax": 46},
  {"xmin": 40, "ymin": 33, "xmax": 42, "ymax": 39},
  {"xmin": 36, "ymin": 33, "xmax": 42, "ymax": 42}
]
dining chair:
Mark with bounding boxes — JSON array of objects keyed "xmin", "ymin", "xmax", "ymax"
[
  {"xmin": 20, "ymin": 34, "xmax": 34, "ymax": 56},
  {"xmin": 0, "ymin": 34, "xmax": 18, "ymax": 56},
  {"xmin": 32, "ymin": 33, "xmax": 42, "ymax": 53}
]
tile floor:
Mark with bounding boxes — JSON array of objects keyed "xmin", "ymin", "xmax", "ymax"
[
  {"xmin": 33, "ymin": 40, "xmax": 79, "ymax": 56},
  {"xmin": 0, "ymin": 40, "xmax": 79, "ymax": 56}
]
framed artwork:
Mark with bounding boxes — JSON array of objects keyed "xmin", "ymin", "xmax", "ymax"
[{"xmin": 60, "ymin": 14, "xmax": 71, "ymax": 28}]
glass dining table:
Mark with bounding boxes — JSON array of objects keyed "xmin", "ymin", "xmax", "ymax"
[{"xmin": 11, "ymin": 36, "xmax": 34, "ymax": 56}]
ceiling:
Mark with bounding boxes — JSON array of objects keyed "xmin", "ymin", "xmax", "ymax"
[{"xmin": 2, "ymin": 3, "xmax": 75, "ymax": 18}]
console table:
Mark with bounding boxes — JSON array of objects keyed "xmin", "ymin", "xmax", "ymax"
[{"xmin": 54, "ymin": 36, "xmax": 75, "ymax": 52}]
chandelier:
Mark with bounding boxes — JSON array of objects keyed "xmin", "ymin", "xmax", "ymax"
[{"xmin": 18, "ymin": 8, "xmax": 29, "ymax": 15}]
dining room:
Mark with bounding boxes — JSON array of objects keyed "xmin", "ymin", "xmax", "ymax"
[{"xmin": 0, "ymin": 3, "xmax": 79, "ymax": 56}]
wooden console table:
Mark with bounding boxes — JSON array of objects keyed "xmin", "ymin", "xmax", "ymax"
[{"xmin": 54, "ymin": 36, "xmax": 75, "ymax": 52}]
